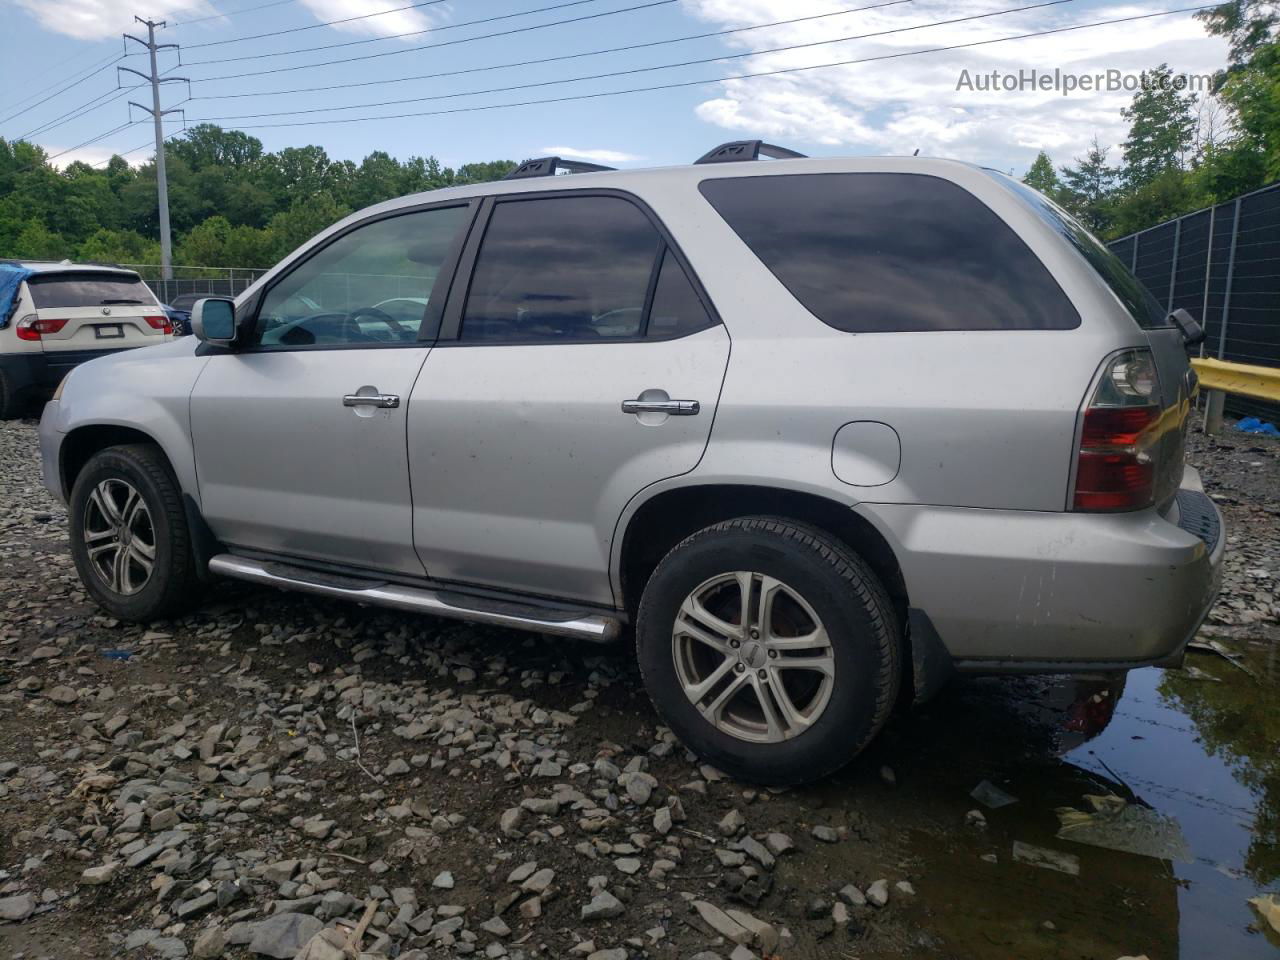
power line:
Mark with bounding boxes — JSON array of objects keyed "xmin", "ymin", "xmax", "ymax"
[
  {"xmin": 18, "ymin": 85, "xmax": 143, "ymax": 142},
  {"xmin": 182, "ymin": 0, "xmax": 454, "ymax": 49},
  {"xmin": 191, "ymin": 4, "xmax": 1213, "ymax": 129},
  {"xmin": 46, "ymin": 120, "xmax": 141, "ymax": 163},
  {"xmin": 172, "ymin": 0, "xmax": 303, "ymax": 27},
  {"xmin": 192, "ymin": 0, "xmax": 1073, "ymax": 121},
  {"xmin": 179, "ymin": 0, "xmax": 678, "ymax": 80},
  {"xmin": 188, "ymin": 0, "xmax": 610, "ymax": 64},
  {"xmin": 0, "ymin": 54, "xmax": 128, "ymax": 128},
  {"xmin": 195, "ymin": 0, "xmax": 913, "ymax": 85},
  {"xmin": 1, "ymin": 47, "xmax": 127, "ymax": 116}
]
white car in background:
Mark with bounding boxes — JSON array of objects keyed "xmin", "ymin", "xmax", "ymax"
[{"xmin": 0, "ymin": 261, "xmax": 174, "ymax": 418}]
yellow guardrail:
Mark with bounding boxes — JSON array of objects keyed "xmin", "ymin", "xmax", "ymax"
[{"xmin": 1191, "ymin": 357, "xmax": 1280, "ymax": 405}]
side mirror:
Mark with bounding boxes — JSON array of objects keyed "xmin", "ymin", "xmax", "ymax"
[
  {"xmin": 1170, "ymin": 307, "xmax": 1206, "ymax": 347},
  {"xmin": 191, "ymin": 298, "xmax": 238, "ymax": 347}
]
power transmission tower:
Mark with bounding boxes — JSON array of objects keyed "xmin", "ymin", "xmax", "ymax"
[{"xmin": 121, "ymin": 18, "xmax": 187, "ymax": 281}]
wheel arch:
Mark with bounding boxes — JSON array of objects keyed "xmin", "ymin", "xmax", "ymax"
[
  {"xmin": 59, "ymin": 424, "xmax": 174, "ymax": 502},
  {"xmin": 616, "ymin": 482, "xmax": 908, "ymax": 620}
]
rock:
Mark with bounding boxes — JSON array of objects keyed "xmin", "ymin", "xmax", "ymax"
[
  {"xmin": 518, "ymin": 896, "xmax": 542, "ymax": 919},
  {"xmin": 479, "ymin": 916, "xmax": 511, "ymax": 937},
  {"xmin": 736, "ymin": 836, "xmax": 775, "ymax": 870},
  {"xmin": 521, "ymin": 868, "xmax": 555, "ymax": 893},
  {"xmin": 965, "ymin": 809, "xmax": 987, "ymax": 828},
  {"xmin": 728, "ymin": 946, "xmax": 756, "ymax": 960},
  {"xmin": 301, "ymin": 819, "xmax": 334, "ymax": 840},
  {"xmin": 838, "ymin": 884, "xmax": 866, "ymax": 907},
  {"xmin": 383, "ymin": 757, "xmax": 410, "ymax": 777},
  {"xmin": 507, "ymin": 861, "xmax": 538, "ymax": 884},
  {"xmin": 880, "ymin": 765, "xmax": 896, "ymax": 785},
  {"xmin": 293, "ymin": 929, "xmax": 349, "ymax": 960},
  {"xmin": 46, "ymin": 685, "xmax": 78, "ymax": 704},
  {"xmin": 177, "ymin": 892, "xmax": 218, "ymax": 920},
  {"xmin": 192, "ymin": 926, "xmax": 227, "ymax": 958},
  {"xmin": 895, "ymin": 880, "xmax": 916, "ymax": 896},
  {"xmin": 726, "ymin": 908, "xmax": 779, "ymax": 952},
  {"xmin": 811, "ymin": 824, "xmax": 839, "ymax": 843},
  {"xmin": 1250, "ymin": 894, "xmax": 1280, "ymax": 935},
  {"xmin": 692, "ymin": 901, "xmax": 751, "ymax": 944},
  {"xmin": 0, "ymin": 894, "xmax": 36, "ymax": 922},
  {"xmin": 81, "ymin": 862, "xmax": 119, "ymax": 885},
  {"xmin": 653, "ymin": 806, "xmax": 673, "ymax": 835},
  {"xmin": 150, "ymin": 808, "xmax": 180, "ymax": 831},
  {"xmin": 614, "ymin": 858, "xmax": 641, "ymax": 875},
  {"xmin": 586, "ymin": 950, "xmax": 627, "ymax": 960},
  {"xmin": 148, "ymin": 937, "xmax": 188, "ymax": 959},
  {"xmin": 718, "ymin": 809, "xmax": 746, "ymax": 837},
  {"xmin": 246, "ymin": 913, "xmax": 323, "ymax": 958},
  {"xmin": 764, "ymin": 833, "xmax": 795, "ymax": 856},
  {"xmin": 499, "ymin": 807, "xmax": 525, "ymax": 838},
  {"xmin": 433, "ymin": 871, "xmax": 454, "ymax": 889},
  {"xmin": 866, "ymin": 879, "xmax": 890, "ymax": 908},
  {"xmin": 581, "ymin": 890, "xmax": 625, "ymax": 921},
  {"xmin": 805, "ymin": 898, "xmax": 830, "ymax": 920},
  {"xmin": 832, "ymin": 901, "xmax": 850, "ymax": 925}
]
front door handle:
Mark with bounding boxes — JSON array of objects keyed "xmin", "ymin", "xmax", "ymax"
[
  {"xmin": 621, "ymin": 398, "xmax": 700, "ymax": 416},
  {"xmin": 343, "ymin": 393, "xmax": 400, "ymax": 409}
]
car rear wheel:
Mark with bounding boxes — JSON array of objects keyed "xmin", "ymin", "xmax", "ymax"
[
  {"xmin": 69, "ymin": 444, "xmax": 200, "ymax": 621},
  {"xmin": 636, "ymin": 517, "xmax": 900, "ymax": 785}
]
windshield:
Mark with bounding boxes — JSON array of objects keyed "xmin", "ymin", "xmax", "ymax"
[
  {"xmin": 996, "ymin": 176, "xmax": 1171, "ymax": 329},
  {"xmin": 27, "ymin": 272, "xmax": 157, "ymax": 309}
]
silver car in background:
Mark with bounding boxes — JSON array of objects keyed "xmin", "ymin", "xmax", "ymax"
[{"xmin": 37, "ymin": 144, "xmax": 1224, "ymax": 784}]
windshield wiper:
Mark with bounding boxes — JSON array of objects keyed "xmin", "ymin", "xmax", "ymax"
[{"xmin": 101, "ymin": 298, "xmax": 144, "ymax": 305}]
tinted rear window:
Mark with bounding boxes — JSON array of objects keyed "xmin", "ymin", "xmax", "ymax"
[
  {"xmin": 999, "ymin": 177, "xmax": 1171, "ymax": 329},
  {"xmin": 27, "ymin": 273, "xmax": 156, "ymax": 309},
  {"xmin": 699, "ymin": 173, "xmax": 1079, "ymax": 333}
]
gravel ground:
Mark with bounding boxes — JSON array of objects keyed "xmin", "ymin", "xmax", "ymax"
[{"xmin": 0, "ymin": 415, "xmax": 1276, "ymax": 960}]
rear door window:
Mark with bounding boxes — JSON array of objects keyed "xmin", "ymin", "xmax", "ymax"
[
  {"xmin": 460, "ymin": 195, "xmax": 661, "ymax": 343},
  {"xmin": 699, "ymin": 173, "xmax": 1080, "ymax": 333},
  {"xmin": 27, "ymin": 273, "xmax": 156, "ymax": 309}
]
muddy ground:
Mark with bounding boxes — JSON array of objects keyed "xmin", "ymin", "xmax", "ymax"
[{"xmin": 0, "ymin": 417, "xmax": 1277, "ymax": 960}]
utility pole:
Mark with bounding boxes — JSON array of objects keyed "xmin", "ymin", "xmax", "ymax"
[{"xmin": 121, "ymin": 18, "xmax": 186, "ymax": 281}]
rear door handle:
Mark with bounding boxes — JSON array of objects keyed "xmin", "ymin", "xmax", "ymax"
[
  {"xmin": 343, "ymin": 393, "xmax": 400, "ymax": 409},
  {"xmin": 621, "ymin": 398, "xmax": 700, "ymax": 416}
]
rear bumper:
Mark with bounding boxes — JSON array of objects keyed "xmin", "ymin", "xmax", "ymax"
[
  {"xmin": 0, "ymin": 348, "xmax": 132, "ymax": 398},
  {"xmin": 864, "ymin": 466, "xmax": 1224, "ymax": 672}
]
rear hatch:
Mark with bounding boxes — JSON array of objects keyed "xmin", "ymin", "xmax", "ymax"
[{"xmin": 26, "ymin": 271, "xmax": 170, "ymax": 351}]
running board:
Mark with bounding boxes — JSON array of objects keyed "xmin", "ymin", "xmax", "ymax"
[{"xmin": 207, "ymin": 554, "xmax": 620, "ymax": 643}]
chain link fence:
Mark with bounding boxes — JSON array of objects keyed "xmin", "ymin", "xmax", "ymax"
[
  {"xmin": 124, "ymin": 264, "xmax": 271, "ymax": 306},
  {"xmin": 1106, "ymin": 181, "xmax": 1280, "ymax": 422}
]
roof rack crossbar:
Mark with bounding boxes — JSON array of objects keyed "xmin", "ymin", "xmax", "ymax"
[
  {"xmin": 694, "ymin": 140, "xmax": 807, "ymax": 165},
  {"xmin": 504, "ymin": 156, "xmax": 616, "ymax": 180}
]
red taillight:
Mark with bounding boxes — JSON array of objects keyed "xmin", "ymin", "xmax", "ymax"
[
  {"xmin": 15, "ymin": 316, "xmax": 68, "ymax": 341},
  {"xmin": 144, "ymin": 314, "xmax": 173, "ymax": 334},
  {"xmin": 1072, "ymin": 351, "xmax": 1161, "ymax": 512}
]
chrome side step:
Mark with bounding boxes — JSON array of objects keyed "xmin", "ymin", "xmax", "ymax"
[{"xmin": 207, "ymin": 554, "xmax": 620, "ymax": 643}]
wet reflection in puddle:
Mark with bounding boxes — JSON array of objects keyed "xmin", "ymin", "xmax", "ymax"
[{"xmin": 791, "ymin": 639, "xmax": 1279, "ymax": 959}]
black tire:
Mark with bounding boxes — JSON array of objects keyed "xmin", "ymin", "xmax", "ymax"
[
  {"xmin": 636, "ymin": 517, "xmax": 901, "ymax": 785},
  {"xmin": 68, "ymin": 444, "xmax": 201, "ymax": 621}
]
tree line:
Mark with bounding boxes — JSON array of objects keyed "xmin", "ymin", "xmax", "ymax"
[
  {"xmin": 0, "ymin": 128, "xmax": 516, "ymax": 268},
  {"xmin": 1022, "ymin": 0, "xmax": 1278, "ymax": 239}
]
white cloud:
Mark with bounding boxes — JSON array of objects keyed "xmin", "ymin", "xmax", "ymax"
[
  {"xmin": 681, "ymin": 0, "xmax": 1229, "ymax": 173},
  {"xmin": 13, "ymin": 0, "xmax": 216, "ymax": 40},
  {"xmin": 298, "ymin": 0, "xmax": 439, "ymax": 40},
  {"xmin": 539, "ymin": 145, "xmax": 643, "ymax": 165}
]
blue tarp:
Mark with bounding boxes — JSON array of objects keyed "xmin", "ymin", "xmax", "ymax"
[
  {"xmin": 1236, "ymin": 417, "xmax": 1280, "ymax": 436},
  {"xmin": 0, "ymin": 263, "xmax": 34, "ymax": 330}
]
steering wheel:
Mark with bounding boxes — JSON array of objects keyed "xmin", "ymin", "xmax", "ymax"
[{"xmin": 346, "ymin": 306, "xmax": 406, "ymax": 342}]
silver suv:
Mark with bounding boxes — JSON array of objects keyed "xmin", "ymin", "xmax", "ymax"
[{"xmin": 38, "ymin": 144, "xmax": 1224, "ymax": 784}]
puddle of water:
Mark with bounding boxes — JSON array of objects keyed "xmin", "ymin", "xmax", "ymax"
[{"xmin": 796, "ymin": 640, "xmax": 1280, "ymax": 959}]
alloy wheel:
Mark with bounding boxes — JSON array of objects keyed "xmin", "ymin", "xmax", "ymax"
[
  {"xmin": 672, "ymin": 571, "xmax": 836, "ymax": 743},
  {"xmin": 82, "ymin": 479, "xmax": 156, "ymax": 596}
]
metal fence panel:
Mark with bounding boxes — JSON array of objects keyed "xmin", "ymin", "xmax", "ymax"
[
  {"xmin": 1108, "ymin": 181, "xmax": 1280, "ymax": 423},
  {"xmin": 123, "ymin": 264, "xmax": 270, "ymax": 305}
]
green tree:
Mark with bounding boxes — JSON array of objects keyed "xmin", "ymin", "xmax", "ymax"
[
  {"xmin": 1058, "ymin": 137, "xmax": 1119, "ymax": 234},
  {"xmin": 1022, "ymin": 150, "xmax": 1062, "ymax": 199},
  {"xmin": 1120, "ymin": 64, "xmax": 1199, "ymax": 188}
]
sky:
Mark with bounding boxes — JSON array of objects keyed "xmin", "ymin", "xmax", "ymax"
[{"xmin": 1, "ymin": 0, "xmax": 1230, "ymax": 177}]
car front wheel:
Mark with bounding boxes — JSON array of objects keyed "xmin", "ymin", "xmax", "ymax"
[
  {"xmin": 68, "ymin": 444, "xmax": 200, "ymax": 621},
  {"xmin": 636, "ymin": 517, "xmax": 901, "ymax": 785}
]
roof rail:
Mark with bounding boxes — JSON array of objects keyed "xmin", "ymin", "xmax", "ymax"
[
  {"xmin": 504, "ymin": 156, "xmax": 616, "ymax": 180},
  {"xmin": 694, "ymin": 140, "xmax": 807, "ymax": 165}
]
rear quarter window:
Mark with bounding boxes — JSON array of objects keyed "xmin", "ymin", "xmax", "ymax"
[
  {"xmin": 698, "ymin": 172, "xmax": 1080, "ymax": 333},
  {"xmin": 26, "ymin": 273, "xmax": 156, "ymax": 309}
]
